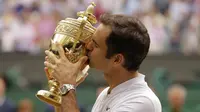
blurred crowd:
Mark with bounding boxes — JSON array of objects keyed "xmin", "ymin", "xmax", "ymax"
[
  {"xmin": 0, "ymin": 73, "xmax": 33, "ymax": 112},
  {"xmin": 0, "ymin": 0, "xmax": 199, "ymax": 55},
  {"xmin": 0, "ymin": 1, "xmax": 199, "ymax": 112}
]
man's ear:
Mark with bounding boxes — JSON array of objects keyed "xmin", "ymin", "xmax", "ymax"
[{"xmin": 114, "ymin": 54, "xmax": 124, "ymax": 64}]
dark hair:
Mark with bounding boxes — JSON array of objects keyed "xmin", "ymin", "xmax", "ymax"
[{"xmin": 100, "ymin": 13, "xmax": 150, "ymax": 71}]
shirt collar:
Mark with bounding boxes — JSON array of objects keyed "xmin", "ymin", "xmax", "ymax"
[{"xmin": 108, "ymin": 73, "xmax": 145, "ymax": 95}]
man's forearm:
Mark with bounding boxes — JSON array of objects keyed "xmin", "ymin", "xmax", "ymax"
[{"xmin": 61, "ymin": 90, "xmax": 80, "ymax": 112}]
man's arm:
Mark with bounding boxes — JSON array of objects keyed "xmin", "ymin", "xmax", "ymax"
[{"xmin": 60, "ymin": 90, "xmax": 80, "ymax": 112}]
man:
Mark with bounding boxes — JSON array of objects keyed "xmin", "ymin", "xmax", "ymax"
[
  {"xmin": 17, "ymin": 98, "xmax": 34, "ymax": 112},
  {"xmin": 44, "ymin": 13, "xmax": 162, "ymax": 112}
]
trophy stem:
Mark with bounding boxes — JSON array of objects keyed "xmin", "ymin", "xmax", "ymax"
[
  {"xmin": 49, "ymin": 79, "xmax": 60, "ymax": 94},
  {"xmin": 36, "ymin": 79, "xmax": 61, "ymax": 107}
]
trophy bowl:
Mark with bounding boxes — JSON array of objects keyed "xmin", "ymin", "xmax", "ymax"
[{"xmin": 36, "ymin": 3, "xmax": 97, "ymax": 107}]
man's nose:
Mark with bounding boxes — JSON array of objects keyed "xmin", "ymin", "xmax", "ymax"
[{"xmin": 86, "ymin": 41, "xmax": 93, "ymax": 51}]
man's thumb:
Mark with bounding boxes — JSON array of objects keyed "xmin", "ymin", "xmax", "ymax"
[{"xmin": 77, "ymin": 56, "xmax": 88, "ymax": 66}]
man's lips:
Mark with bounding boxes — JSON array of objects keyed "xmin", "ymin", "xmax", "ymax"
[
  {"xmin": 86, "ymin": 50, "xmax": 91, "ymax": 57},
  {"xmin": 87, "ymin": 53, "xmax": 91, "ymax": 57}
]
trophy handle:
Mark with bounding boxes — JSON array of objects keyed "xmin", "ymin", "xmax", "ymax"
[{"xmin": 77, "ymin": 2, "xmax": 97, "ymax": 24}]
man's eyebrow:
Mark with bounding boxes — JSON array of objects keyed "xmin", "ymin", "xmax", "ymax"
[{"xmin": 92, "ymin": 39, "xmax": 99, "ymax": 47}]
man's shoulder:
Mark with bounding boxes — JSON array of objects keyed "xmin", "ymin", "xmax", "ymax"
[
  {"xmin": 96, "ymin": 87, "xmax": 109, "ymax": 99},
  {"xmin": 112, "ymin": 95, "xmax": 162, "ymax": 112},
  {"xmin": 126, "ymin": 91, "xmax": 161, "ymax": 106},
  {"xmin": 137, "ymin": 88, "xmax": 161, "ymax": 106},
  {"xmin": 122, "ymin": 87, "xmax": 162, "ymax": 111}
]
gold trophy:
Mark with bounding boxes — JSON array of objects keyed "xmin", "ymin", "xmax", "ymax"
[{"xmin": 36, "ymin": 3, "xmax": 97, "ymax": 107}]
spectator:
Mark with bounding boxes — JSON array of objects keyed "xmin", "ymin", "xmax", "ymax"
[
  {"xmin": 17, "ymin": 98, "xmax": 34, "ymax": 112},
  {"xmin": 167, "ymin": 84, "xmax": 188, "ymax": 112},
  {"xmin": 181, "ymin": 13, "xmax": 200, "ymax": 55},
  {"xmin": 0, "ymin": 73, "xmax": 17, "ymax": 112},
  {"xmin": 142, "ymin": 4, "xmax": 169, "ymax": 55}
]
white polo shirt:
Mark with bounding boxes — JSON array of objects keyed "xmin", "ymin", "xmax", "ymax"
[{"xmin": 91, "ymin": 73, "xmax": 162, "ymax": 112}]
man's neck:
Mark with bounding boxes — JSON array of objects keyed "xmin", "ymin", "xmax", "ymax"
[{"xmin": 104, "ymin": 69, "xmax": 138, "ymax": 94}]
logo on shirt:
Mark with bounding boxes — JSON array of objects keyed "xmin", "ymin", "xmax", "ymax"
[{"xmin": 106, "ymin": 107, "xmax": 110, "ymax": 111}]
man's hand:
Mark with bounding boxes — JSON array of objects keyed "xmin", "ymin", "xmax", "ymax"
[
  {"xmin": 44, "ymin": 67, "xmax": 88, "ymax": 87},
  {"xmin": 44, "ymin": 43, "xmax": 88, "ymax": 85}
]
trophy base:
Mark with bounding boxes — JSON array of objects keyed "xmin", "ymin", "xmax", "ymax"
[{"xmin": 36, "ymin": 90, "xmax": 61, "ymax": 107}]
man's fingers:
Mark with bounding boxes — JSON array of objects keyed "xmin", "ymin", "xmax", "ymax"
[
  {"xmin": 45, "ymin": 50, "xmax": 59, "ymax": 64},
  {"xmin": 51, "ymin": 71, "xmax": 59, "ymax": 81},
  {"xmin": 44, "ymin": 61, "xmax": 56, "ymax": 70},
  {"xmin": 79, "ymin": 72, "xmax": 89, "ymax": 81},
  {"xmin": 64, "ymin": 53, "xmax": 71, "ymax": 63},
  {"xmin": 76, "ymin": 56, "xmax": 88, "ymax": 67},
  {"xmin": 56, "ymin": 43, "xmax": 65, "ymax": 59},
  {"xmin": 84, "ymin": 72, "xmax": 89, "ymax": 78},
  {"xmin": 45, "ymin": 56, "xmax": 48, "ymax": 61},
  {"xmin": 44, "ymin": 67, "xmax": 59, "ymax": 81},
  {"xmin": 44, "ymin": 67, "xmax": 53, "ymax": 80}
]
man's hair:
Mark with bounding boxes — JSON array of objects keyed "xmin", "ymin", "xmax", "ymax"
[
  {"xmin": 167, "ymin": 84, "xmax": 187, "ymax": 99},
  {"xmin": 100, "ymin": 13, "xmax": 150, "ymax": 71}
]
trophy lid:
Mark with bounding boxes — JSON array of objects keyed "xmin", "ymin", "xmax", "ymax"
[{"xmin": 52, "ymin": 2, "xmax": 97, "ymax": 46}]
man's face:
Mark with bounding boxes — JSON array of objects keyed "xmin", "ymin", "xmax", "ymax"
[
  {"xmin": 168, "ymin": 89, "xmax": 186, "ymax": 108},
  {"xmin": 86, "ymin": 24, "xmax": 113, "ymax": 72}
]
